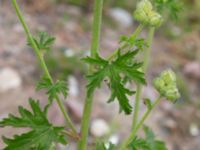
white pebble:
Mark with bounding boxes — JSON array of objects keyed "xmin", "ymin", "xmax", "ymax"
[
  {"xmin": 68, "ymin": 76, "xmax": 79, "ymax": 97},
  {"xmin": 0, "ymin": 68, "xmax": 22, "ymax": 93},
  {"xmin": 109, "ymin": 134, "xmax": 120, "ymax": 145},
  {"xmin": 64, "ymin": 48, "xmax": 75, "ymax": 57},
  {"xmin": 190, "ymin": 123, "xmax": 199, "ymax": 137},
  {"xmin": 91, "ymin": 119, "xmax": 110, "ymax": 137},
  {"xmin": 109, "ymin": 8, "xmax": 133, "ymax": 28}
]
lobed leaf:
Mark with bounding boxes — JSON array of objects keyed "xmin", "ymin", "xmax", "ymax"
[
  {"xmin": 37, "ymin": 76, "xmax": 68, "ymax": 103},
  {"xmin": 84, "ymin": 50, "xmax": 146, "ymax": 114},
  {"xmin": 129, "ymin": 126, "xmax": 167, "ymax": 150},
  {"xmin": 28, "ymin": 32, "xmax": 55, "ymax": 53},
  {"xmin": 0, "ymin": 98, "xmax": 67, "ymax": 150}
]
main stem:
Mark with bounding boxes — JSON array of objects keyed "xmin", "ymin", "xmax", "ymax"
[
  {"xmin": 119, "ymin": 96, "xmax": 162, "ymax": 150},
  {"xmin": 132, "ymin": 27, "xmax": 155, "ymax": 129},
  {"xmin": 12, "ymin": 0, "xmax": 77, "ymax": 135},
  {"xmin": 78, "ymin": 0, "xmax": 104, "ymax": 150}
]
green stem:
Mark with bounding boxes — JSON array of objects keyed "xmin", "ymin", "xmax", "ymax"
[
  {"xmin": 78, "ymin": 0, "xmax": 104, "ymax": 150},
  {"xmin": 143, "ymin": 27, "xmax": 155, "ymax": 72},
  {"xmin": 119, "ymin": 96, "xmax": 162, "ymax": 150},
  {"xmin": 107, "ymin": 24, "xmax": 144, "ymax": 60},
  {"xmin": 12, "ymin": 0, "xmax": 77, "ymax": 135},
  {"xmin": 132, "ymin": 27, "xmax": 155, "ymax": 129}
]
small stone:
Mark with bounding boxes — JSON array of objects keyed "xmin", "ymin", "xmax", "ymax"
[
  {"xmin": 184, "ymin": 62, "xmax": 200, "ymax": 79},
  {"xmin": 109, "ymin": 8, "xmax": 133, "ymax": 28},
  {"xmin": 164, "ymin": 118, "xmax": 177, "ymax": 130},
  {"xmin": 64, "ymin": 48, "xmax": 75, "ymax": 57},
  {"xmin": 189, "ymin": 123, "xmax": 199, "ymax": 137},
  {"xmin": 68, "ymin": 76, "xmax": 79, "ymax": 97},
  {"xmin": 0, "ymin": 68, "xmax": 22, "ymax": 93},
  {"xmin": 90, "ymin": 119, "xmax": 110, "ymax": 137},
  {"xmin": 109, "ymin": 134, "xmax": 120, "ymax": 145}
]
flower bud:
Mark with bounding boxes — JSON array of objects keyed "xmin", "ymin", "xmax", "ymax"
[
  {"xmin": 153, "ymin": 69, "xmax": 180, "ymax": 102},
  {"xmin": 153, "ymin": 78, "xmax": 165, "ymax": 91},
  {"xmin": 137, "ymin": 0, "xmax": 153, "ymax": 12},
  {"xmin": 161, "ymin": 69, "xmax": 176, "ymax": 84},
  {"xmin": 134, "ymin": 0, "xmax": 163, "ymax": 27},
  {"xmin": 165, "ymin": 88, "xmax": 180, "ymax": 102},
  {"xmin": 134, "ymin": 9, "xmax": 149, "ymax": 24},
  {"xmin": 149, "ymin": 12, "xmax": 163, "ymax": 27}
]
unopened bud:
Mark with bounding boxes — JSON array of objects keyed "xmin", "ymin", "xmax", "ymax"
[
  {"xmin": 149, "ymin": 11, "xmax": 163, "ymax": 27},
  {"xmin": 134, "ymin": 0, "xmax": 163, "ymax": 27},
  {"xmin": 153, "ymin": 69, "xmax": 180, "ymax": 102},
  {"xmin": 165, "ymin": 88, "xmax": 180, "ymax": 102},
  {"xmin": 153, "ymin": 78, "xmax": 165, "ymax": 92},
  {"xmin": 137, "ymin": 0, "xmax": 153, "ymax": 12},
  {"xmin": 161, "ymin": 69, "xmax": 176, "ymax": 84}
]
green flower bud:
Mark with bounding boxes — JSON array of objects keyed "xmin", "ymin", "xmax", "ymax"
[
  {"xmin": 161, "ymin": 69, "xmax": 176, "ymax": 84},
  {"xmin": 165, "ymin": 88, "xmax": 180, "ymax": 102},
  {"xmin": 153, "ymin": 78, "xmax": 165, "ymax": 91},
  {"xmin": 134, "ymin": 9, "xmax": 149, "ymax": 24},
  {"xmin": 153, "ymin": 70, "xmax": 180, "ymax": 102},
  {"xmin": 149, "ymin": 11, "xmax": 163, "ymax": 27},
  {"xmin": 134, "ymin": 0, "xmax": 163, "ymax": 27},
  {"xmin": 136, "ymin": 0, "xmax": 153, "ymax": 12}
]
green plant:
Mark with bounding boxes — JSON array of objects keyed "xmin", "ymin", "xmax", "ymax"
[{"xmin": 0, "ymin": 0, "xmax": 181, "ymax": 150}]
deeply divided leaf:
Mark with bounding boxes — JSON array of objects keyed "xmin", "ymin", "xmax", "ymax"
[
  {"xmin": 83, "ymin": 50, "xmax": 146, "ymax": 114},
  {"xmin": 153, "ymin": 0, "xmax": 183, "ymax": 20},
  {"xmin": 0, "ymin": 98, "xmax": 67, "ymax": 150},
  {"xmin": 28, "ymin": 32, "xmax": 55, "ymax": 53},
  {"xmin": 37, "ymin": 76, "xmax": 68, "ymax": 103}
]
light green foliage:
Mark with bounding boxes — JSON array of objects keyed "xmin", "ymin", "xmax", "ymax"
[
  {"xmin": 153, "ymin": 69, "xmax": 180, "ymax": 102},
  {"xmin": 37, "ymin": 76, "xmax": 68, "ymax": 103},
  {"xmin": 120, "ymin": 36, "xmax": 148, "ymax": 51},
  {"xmin": 129, "ymin": 126, "xmax": 167, "ymax": 150},
  {"xmin": 0, "ymin": 99, "xmax": 67, "ymax": 150},
  {"xmin": 134, "ymin": 0, "xmax": 163, "ymax": 27},
  {"xmin": 83, "ymin": 50, "xmax": 146, "ymax": 114},
  {"xmin": 153, "ymin": 0, "xmax": 183, "ymax": 20},
  {"xmin": 28, "ymin": 32, "xmax": 55, "ymax": 53}
]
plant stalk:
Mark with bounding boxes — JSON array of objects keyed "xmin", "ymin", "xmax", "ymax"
[
  {"xmin": 119, "ymin": 96, "xmax": 162, "ymax": 150},
  {"xmin": 12, "ymin": 0, "xmax": 77, "ymax": 135},
  {"xmin": 132, "ymin": 27, "xmax": 155, "ymax": 129},
  {"xmin": 78, "ymin": 0, "xmax": 104, "ymax": 150}
]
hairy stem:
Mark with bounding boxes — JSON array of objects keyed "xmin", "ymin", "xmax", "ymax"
[
  {"xmin": 132, "ymin": 27, "xmax": 155, "ymax": 129},
  {"xmin": 78, "ymin": 0, "xmax": 104, "ymax": 150},
  {"xmin": 119, "ymin": 96, "xmax": 162, "ymax": 150},
  {"xmin": 12, "ymin": 0, "xmax": 77, "ymax": 135}
]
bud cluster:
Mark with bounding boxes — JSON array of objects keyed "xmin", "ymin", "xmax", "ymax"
[
  {"xmin": 153, "ymin": 70, "xmax": 180, "ymax": 102},
  {"xmin": 134, "ymin": 0, "xmax": 163, "ymax": 27}
]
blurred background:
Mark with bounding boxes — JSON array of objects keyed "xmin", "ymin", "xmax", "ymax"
[{"xmin": 0, "ymin": 0, "xmax": 200, "ymax": 149}]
